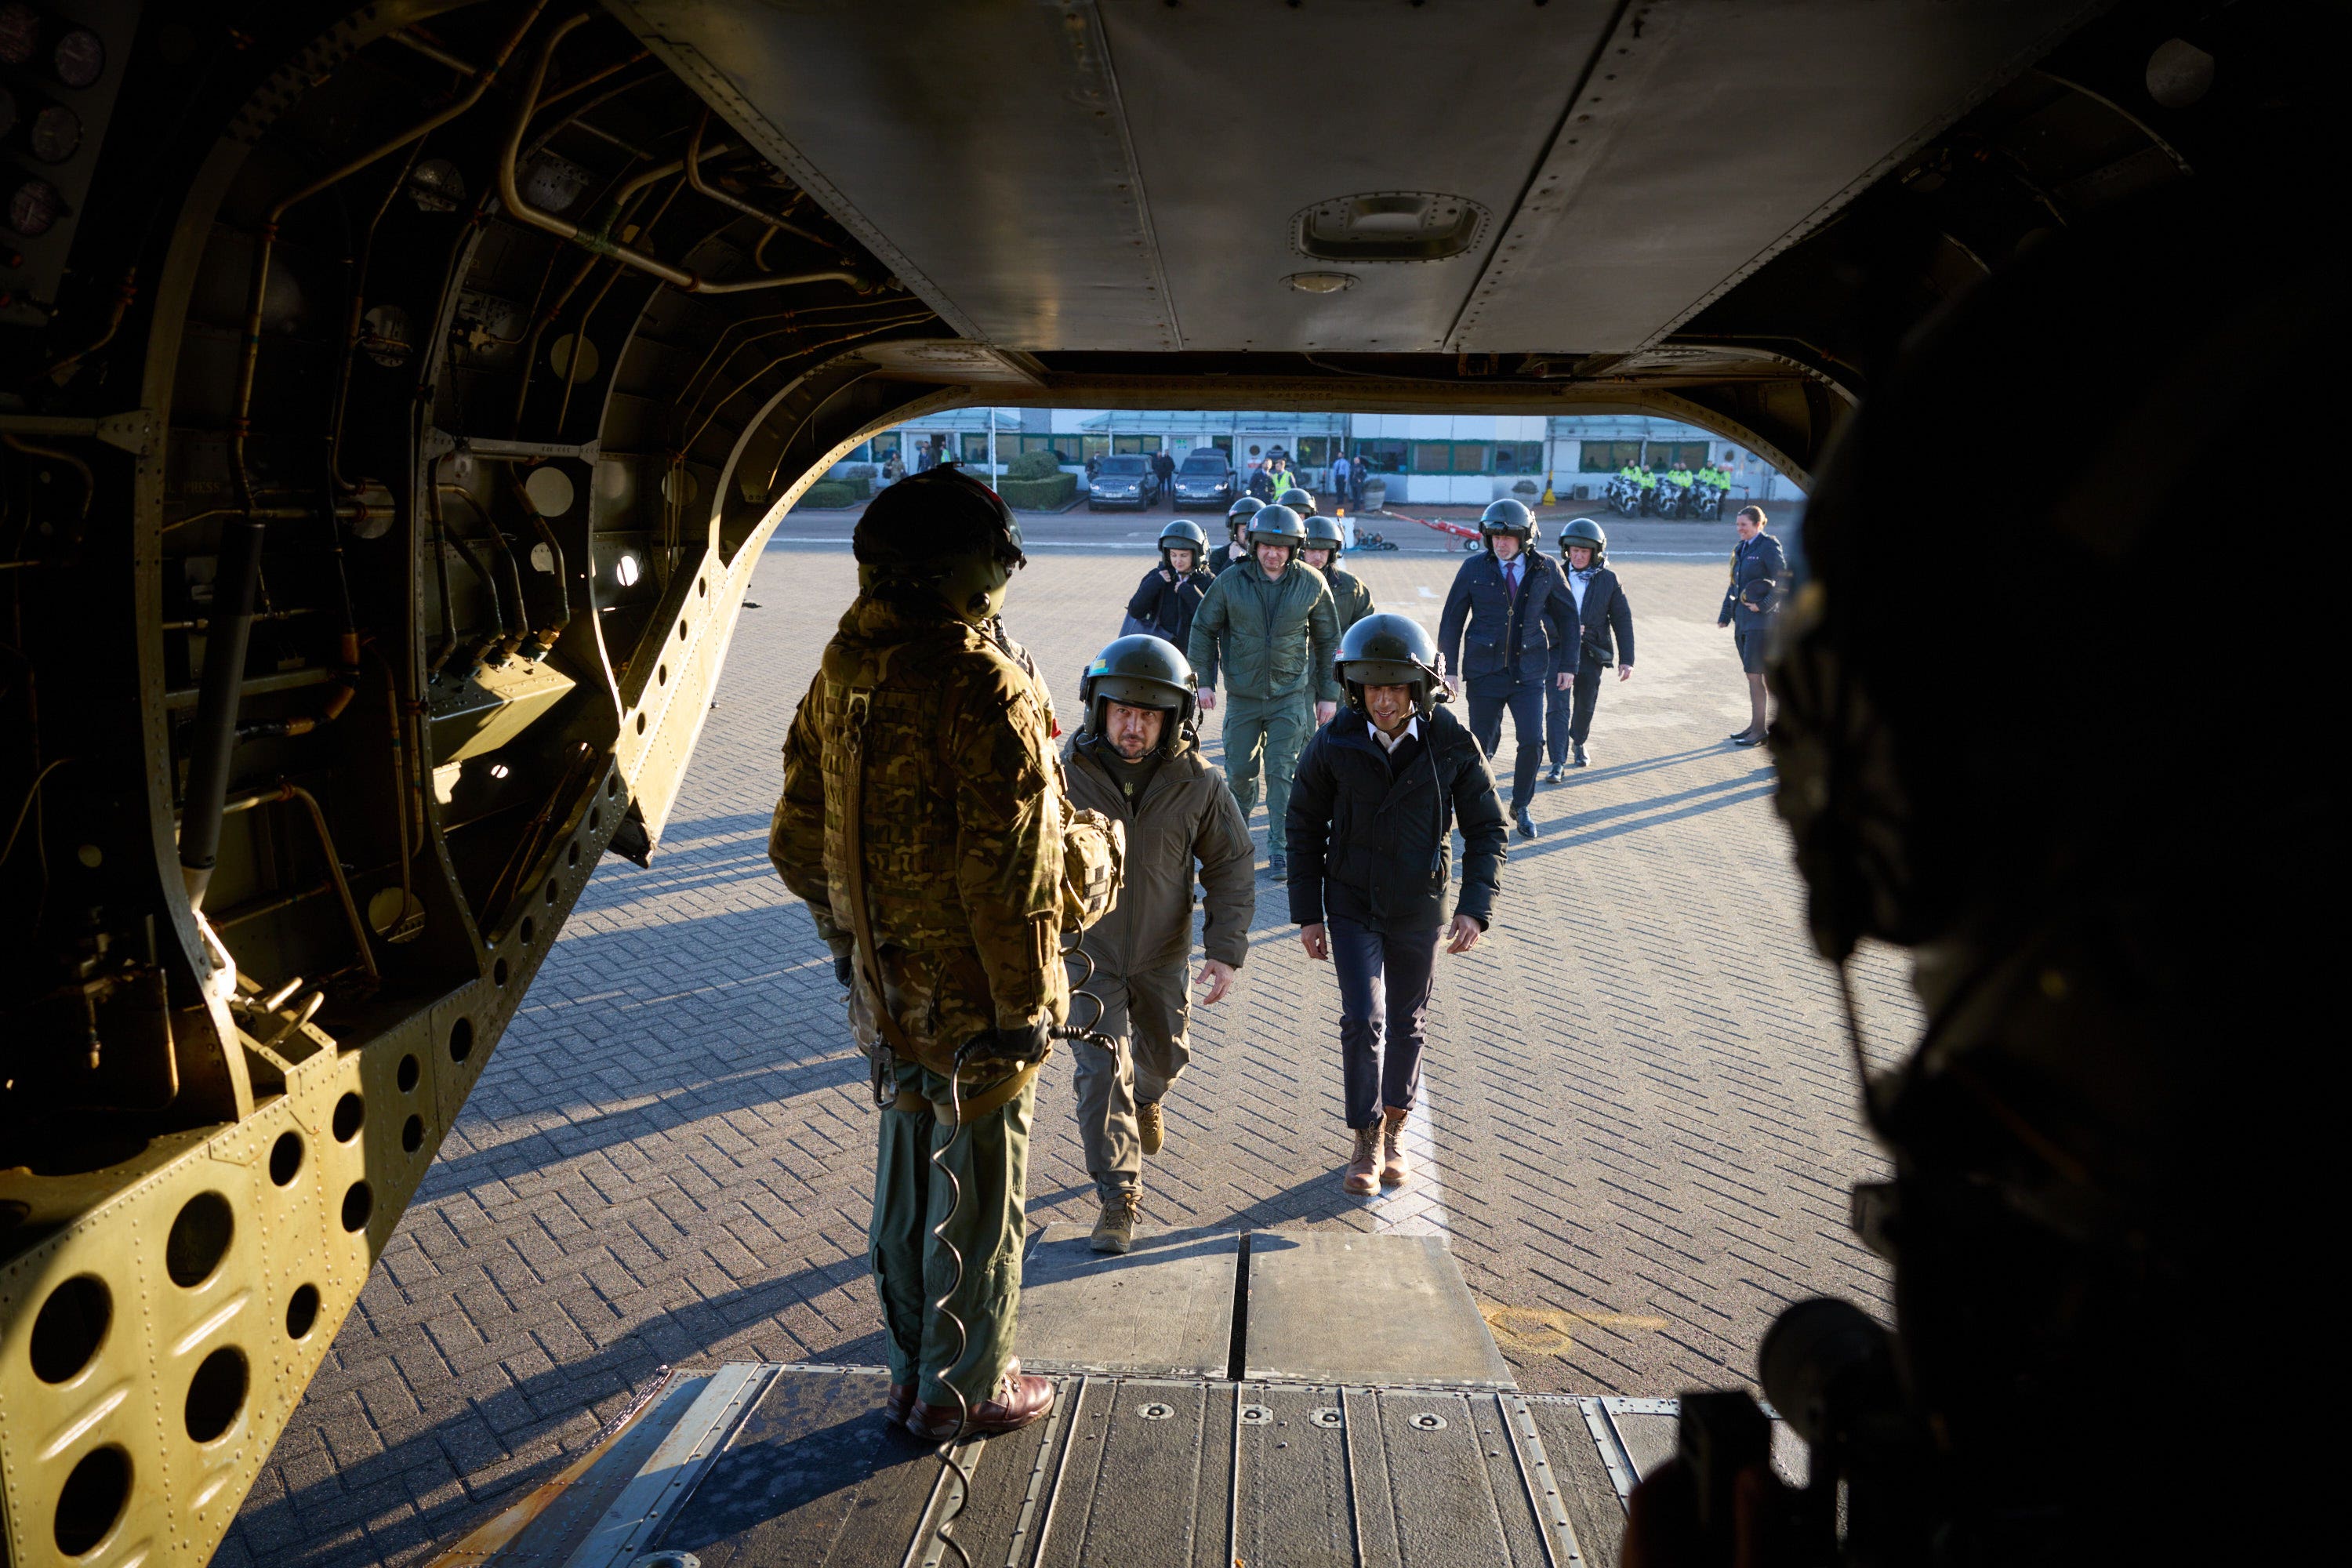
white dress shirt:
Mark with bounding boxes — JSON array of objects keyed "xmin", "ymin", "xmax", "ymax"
[{"xmin": 1372, "ymin": 715, "xmax": 1421, "ymax": 755}]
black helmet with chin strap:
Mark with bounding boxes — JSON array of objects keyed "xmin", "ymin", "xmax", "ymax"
[
  {"xmin": 1479, "ymin": 498, "xmax": 1535, "ymax": 550},
  {"xmin": 1276, "ymin": 488, "xmax": 1317, "ymax": 519},
  {"xmin": 1225, "ymin": 495, "xmax": 1265, "ymax": 538},
  {"xmin": 1334, "ymin": 612, "xmax": 1445, "ymax": 718},
  {"xmin": 1245, "ymin": 503, "xmax": 1307, "ymax": 554},
  {"xmin": 1080, "ymin": 633, "xmax": 1198, "ymax": 756},
  {"xmin": 1157, "ymin": 517, "xmax": 1208, "ymax": 571},
  {"xmin": 1558, "ymin": 516, "xmax": 1607, "ymax": 566},
  {"xmin": 1302, "ymin": 513, "xmax": 1345, "ymax": 557}
]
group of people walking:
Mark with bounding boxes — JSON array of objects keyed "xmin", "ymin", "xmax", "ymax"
[{"xmin": 768, "ymin": 464, "xmax": 1791, "ymax": 1446}]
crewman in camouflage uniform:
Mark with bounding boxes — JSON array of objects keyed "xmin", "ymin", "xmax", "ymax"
[
  {"xmin": 1298, "ymin": 512, "xmax": 1375, "ymax": 636},
  {"xmin": 769, "ymin": 466, "xmax": 1066, "ymax": 1443},
  {"xmin": 1188, "ymin": 503, "xmax": 1341, "ymax": 882}
]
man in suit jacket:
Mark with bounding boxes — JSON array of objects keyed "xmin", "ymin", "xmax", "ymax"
[
  {"xmin": 1438, "ymin": 500, "xmax": 1576, "ymax": 838},
  {"xmin": 1546, "ymin": 518, "xmax": 1635, "ymax": 778},
  {"xmin": 1719, "ymin": 505, "xmax": 1792, "ymax": 746}
]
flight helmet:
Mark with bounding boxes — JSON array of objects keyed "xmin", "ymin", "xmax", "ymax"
[
  {"xmin": 1157, "ymin": 517, "xmax": 1208, "ymax": 571},
  {"xmin": 1334, "ymin": 613, "xmax": 1445, "ymax": 718},
  {"xmin": 852, "ymin": 465, "xmax": 1025, "ymax": 624},
  {"xmin": 1225, "ymin": 494, "xmax": 1265, "ymax": 539},
  {"xmin": 1276, "ymin": 488, "xmax": 1316, "ymax": 518},
  {"xmin": 1479, "ymin": 498, "xmax": 1535, "ymax": 551},
  {"xmin": 1080, "ymin": 633, "xmax": 1198, "ymax": 755},
  {"xmin": 1245, "ymin": 503, "xmax": 1307, "ymax": 556},
  {"xmin": 1558, "ymin": 517, "xmax": 1607, "ymax": 566},
  {"xmin": 1302, "ymin": 513, "xmax": 1345, "ymax": 558}
]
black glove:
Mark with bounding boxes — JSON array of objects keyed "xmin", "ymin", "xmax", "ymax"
[
  {"xmin": 962, "ymin": 1018, "xmax": 1052, "ymax": 1065},
  {"xmin": 833, "ymin": 952, "xmax": 855, "ymax": 988}
]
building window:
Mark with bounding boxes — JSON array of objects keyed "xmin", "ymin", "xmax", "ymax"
[
  {"xmin": 1494, "ymin": 441, "xmax": 1544, "ymax": 474},
  {"xmin": 1580, "ymin": 440, "xmax": 1644, "ymax": 473},
  {"xmin": 1294, "ymin": 437, "xmax": 1329, "ymax": 467},
  {"xmin": 960, "ymin": 432, "xmax": 992, "ymax": 464},
  {"xmin": 1112, "ymin": 434, "xmax": 1163, "ymax": 455},
  {"xmin": 1081, "ymin": 434, "xmax": 1111, "ymax": 464},
  {"xmin": 1656, "ymin": 441, "xmax": 1711, "ymax": 469},
  {"xmin": 1354, "ymin": 438, "xmax": 1407, "ymax": 475},
  {"xmin": 1452, "ymin": 442, "xmax": 1493, "ymax": 475},
  {"xmin": 1410, "ymin": 441, "xmax": 1454, "ymax": 474}
]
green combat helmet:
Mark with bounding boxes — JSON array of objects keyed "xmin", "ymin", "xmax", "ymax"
[
  {"xmin": 1303, "ymin": 514, "xmax": 1346, "ymax": 557},
  {"xmin": 1334, "ymin": 612, "xmax": 1446, "ymax": 718},
  {"xmin": 1478, "ymin": 498, "xmax": 1535, "ymax": 550},
  {"xmin": 1157, "ymin": 517, "xmax": 1209, "ymax": 571},
  {"xmin": 851, "ymin": 466, "xmax": 1026, "ymax": 624},
  {"xmin": 1080, "ymin": 633, "xmax": 1200, "ymax": 756},
  {"xmin": 1558, "ymin": 517, "xmax": 1607, "ymax": 564},
  {"xmin": 1245, "ymin": 503, "xmax": 1307, "ymax": 556}
]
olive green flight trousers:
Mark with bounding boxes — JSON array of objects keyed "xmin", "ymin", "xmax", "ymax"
[
  {"xmin": 1222, "ymin": 692, "xmax": 1313, "ymax": 856},
  {"xmin": 870, "ymin": 1058, "xmax": 1035, "ymax": 1407}
]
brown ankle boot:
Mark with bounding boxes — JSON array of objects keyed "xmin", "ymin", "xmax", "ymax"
[
  {"xmin": 1343, "ymin": 1126, "xmax": 1381, "ymax": 1194},
  {"xmin": 1380, "ymin": 1107, "xmax": 1410, "ymax": 1187}
]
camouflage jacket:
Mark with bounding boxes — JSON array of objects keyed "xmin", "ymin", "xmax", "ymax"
[{"xmin": 769, "ymin": 594, "xmax": 1071, "ymax": 1076}]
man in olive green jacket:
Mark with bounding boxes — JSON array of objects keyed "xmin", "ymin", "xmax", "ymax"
[
  {"xmin": 1063, "ymin": 636, "xmax": 1255, "ymax": 1252},
  {"xmin": 1186, "ymin": 504, "xmax": 1341, "ymax": 881}
]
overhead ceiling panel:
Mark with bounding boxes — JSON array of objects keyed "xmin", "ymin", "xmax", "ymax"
[
  {"xmin": 1448, "ymin": 0, "xmax": 2099, "ymax": 353},
  {"xmin": 611, "ymin": 0, "xmax": 2095, "ymax": 358}
]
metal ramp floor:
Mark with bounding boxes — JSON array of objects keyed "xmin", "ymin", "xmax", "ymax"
[{"xmin": 436, "ymin": 1230, "xmax": 1792, "ymax": 1568}]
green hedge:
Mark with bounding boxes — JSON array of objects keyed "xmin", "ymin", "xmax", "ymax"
[
  {"xmin": 1005, "ymin": 449, "xmax": 1063, "ymax": 481},
  {"xmin": 799, "ymin": 481, "xmax": 862, "ymax": 509},
  {"xmin": 996, "ymin": 473, "xmax": 1076, "ymax": 510}
]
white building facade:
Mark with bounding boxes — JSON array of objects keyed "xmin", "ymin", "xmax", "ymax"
[{"xmin": 840, "ymin": 408, "xmax": 1798, "ymax": 506}]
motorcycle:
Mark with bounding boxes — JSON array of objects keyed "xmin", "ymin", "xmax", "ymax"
[
  {"xmin": 1652, "ymin": 477, "xmax": 1690, "ymax": 518},
  {"xmin": 1606, "ymin": 476, "xmax": 1644, "ymax": 517},
  {"xmin": 1690, "ymin": 482, "xmax": 1726, "ymax": 521}
]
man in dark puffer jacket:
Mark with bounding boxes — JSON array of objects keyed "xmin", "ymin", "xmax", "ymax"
[{"xmin": 1287, "ymin": 614, "xmax": 1507, "ymax": 1196}]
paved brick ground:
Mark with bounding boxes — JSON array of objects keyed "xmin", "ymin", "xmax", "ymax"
[{"xmin": 224, "ymin": 535, "xmax": 1915, "ymax": 1566}]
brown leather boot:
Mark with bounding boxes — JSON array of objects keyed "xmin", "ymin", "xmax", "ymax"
[
  {"xmin": 1381, "ymin": 1106, "xmax": 1411, "ymax": 1187},
  {"xmin": 1343, "ymin": 1125, "xmax": 1381, "ymax": 1194},
  {"xmin": 1137, "ymin": 1100, "xmax": 1165, "ymax": 1156},
  {"xmin": 903, "ymin": 1359, "xmax": 1056, "ymax": 1441},
  {"xmin": 885, "ymin": 1382, "xmax": 916, "ymax": 1425}
]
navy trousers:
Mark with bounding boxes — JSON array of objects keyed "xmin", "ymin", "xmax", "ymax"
[
  {"xmin": 1328, "ymin": 915, "xmax": 1439, "ymax": 1128},
  {"xmin": 1468, "ymin": 674, "xmax": 1546, "ymax": 804},
  {"xmin": 1548, "ymin": 654, "xmax": 1605, "ymax": 765}
]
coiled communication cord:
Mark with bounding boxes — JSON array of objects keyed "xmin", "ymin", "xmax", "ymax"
[{"xmin": 922, "ymin": 937, "xmax": 1120, "ymax": 1563}]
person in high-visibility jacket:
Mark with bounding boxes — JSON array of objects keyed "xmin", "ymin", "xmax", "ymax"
[{"xmin": 1668, "ymin": 463, "xmax": 1695, "ymax": 489}]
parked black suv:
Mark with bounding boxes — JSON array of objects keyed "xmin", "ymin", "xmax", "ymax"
[
  {"xmin": 1168, "ymin": 450, "xmax": 1236, "ymax": 509},
  {"xmin": 1086, "ymin": 454, "xmax": 1161, "ymax": 510}
]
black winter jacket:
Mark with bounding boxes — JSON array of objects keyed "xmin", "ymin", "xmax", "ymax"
[
  {"xmin": 1719, "ymin": 532, "xmax": 1791, "ymax": 632},
  {"xmin": 1127, "ymin": 564, "xmax": 1215, "ymax": 646},
  {"xmin": 1563, "ymin": 564, "xmax": 1635, "ymax": 666},
  {"xmin": 1438, "ymin": 550, "xmax": 1577, "ymax": 684},
  {"xmin": 1287, "ymin": 706, "xmax": 1507, "ymax": 934}
]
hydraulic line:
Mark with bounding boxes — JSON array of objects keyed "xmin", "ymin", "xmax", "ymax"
[
  {"xmin": 216, "ymin": 2, "xmax": 550, "ymax": 793},
  {"xmin": 217, "ymin": 784, "xmax": 380, "ymax": 986},
  {"xmin": 513, "ymin": 477, "xmax": 573, "ymax": 652},
  {"xmin": 424, "ymin": 467, "xmax": 462, "ymax": 675},
  {"xmin": 326, "ymin": 139, "xmax": 426, "ymax": 493},
  {"xmin": 178, "ymin": 514, "xmax": 267, "ymax": 909},
  {"xmin": 680, "ymin": 314, "xmax": 931, "ymax": 455},
  {"xmin": 499, "ymin": 16, "xmax": 882, "ymax": 298},
  {"xmin": 441, "ymin": 485, "xmax": 528, "ymax": 661},
  {"xmin": 684, "ymin": 109, "xmax": 855, "ymax": 261},
  {"xmin": 429, "ymin": 473, "xmax": 506, "ymax": 671}
]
